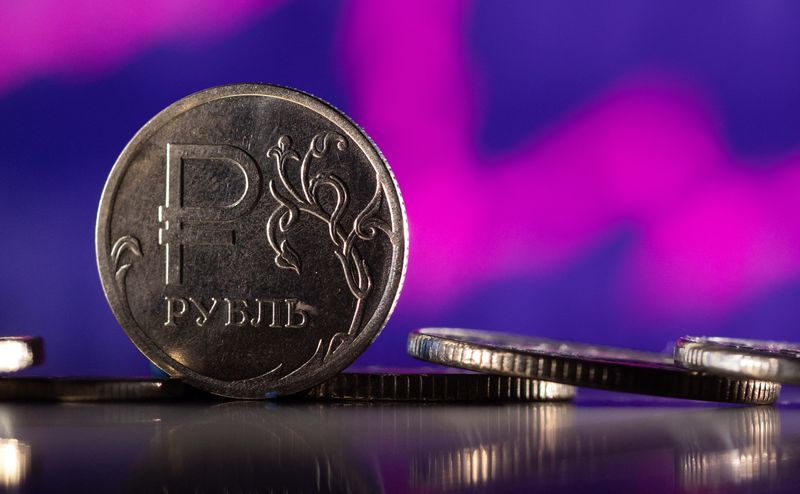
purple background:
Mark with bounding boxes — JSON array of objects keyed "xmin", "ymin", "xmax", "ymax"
[{"xmin": 1, "ymin": 0, "xmax": 799, "ymax": 376}]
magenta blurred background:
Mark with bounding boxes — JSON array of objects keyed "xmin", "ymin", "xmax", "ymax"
[{"xmin": 1, "ymin": 0, "xmax": 799, "ymax": 375}]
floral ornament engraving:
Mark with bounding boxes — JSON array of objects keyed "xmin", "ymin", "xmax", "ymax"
[
  {"xmin": 110, "ymin": 235, "xmax": 142, "ymax": 295},
  {"xmin": 265, "ymin": 132, "xmax": 393, "ymax": 359}
]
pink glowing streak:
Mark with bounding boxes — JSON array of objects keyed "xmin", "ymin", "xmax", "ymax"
[
  {"xmin": 3, "ymin": 0, "xmax": 799, "ymax": 319},
  {"xmin": 0, "ymin": 0, "xmax": 279, "ymax": 93},
  {"xmin": 342, "ymin": 0, "xmax": 800, "ymax": 316}
]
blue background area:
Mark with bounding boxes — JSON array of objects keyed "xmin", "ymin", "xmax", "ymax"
[
  {"xmin": 0, "ymin": 0, "xmax": 348, "ymax": 375},
  {"xmin": 1, "ymin": 0, "xmax": 799, "ymax": 376},
  {"xmin": 470, "ymin": 0, "xmax": 800, "ymax": 158}
]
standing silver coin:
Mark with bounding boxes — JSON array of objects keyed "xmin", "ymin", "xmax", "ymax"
[
  {"xmin": 97, "ymin": 84, "xmax": 407, "ymax": 398},
  {"xmin": 408, "ymin": 328, "xmax": 780, "ymax": 404},
  {"xmin": 675, "ymin": 336, "xmax": 800, "ymax": 384}
]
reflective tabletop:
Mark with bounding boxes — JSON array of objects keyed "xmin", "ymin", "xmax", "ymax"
[{"xmin": 2, "ymin": 389, "xmax": 800, "ymax": 493}]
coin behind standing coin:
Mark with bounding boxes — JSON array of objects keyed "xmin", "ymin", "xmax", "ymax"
[
  {"xmin": 300, "ymin": 371, "xmax": 576, "ymax": 402},
  {"xmin": 96, "ymin": 84, "xmax": 407, "ymax": 398},
  {"xmin": 675, "ymin": 336, "xmax": 800, "ymax": 384},
  {"xmin": 0, "ymin": 377, "xmax": 204, "ymax": 402},
  {"xmin": 408, "ymin": 328, "xmax": 780, "ymax": 404}
]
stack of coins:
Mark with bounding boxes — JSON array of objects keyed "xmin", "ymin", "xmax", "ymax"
[
  {"xmin": 406, "ymin": 328, "xmax": 788, "ymax": 405},
  {"xmin": 5, "ymin": 84, "xmax": 793, "ymax": 404}
]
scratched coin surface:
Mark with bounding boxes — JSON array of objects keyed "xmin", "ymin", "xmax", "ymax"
[
  {"xmin": 96, "ymin": 84, "xmax": 407, "ymax": 398},
  {"xmin": 408, "ymin": 328, "xmax": 780, "ymax": 404}
]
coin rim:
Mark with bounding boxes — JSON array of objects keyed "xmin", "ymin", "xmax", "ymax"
[
  {"xmin": 408, "ymin": 328, "xmax": 780, "ymax": 404},
  {"xmin": 301, "ymin": 372, "xmax": 576, "ymax": 402},
  {"xmin": 0, "ymin": 336, "xmax": 44, "ymax": 371},
  {"xmin": 0, "ymin": 377, "xmax": 197, "ymax": 401},
  {"xmin": 96, "ymin": 83, "xmax": 408, "ymax": 398},
  {"xmin": 675, "ymin": 335, "xmax": 800, "ymax": 384}
]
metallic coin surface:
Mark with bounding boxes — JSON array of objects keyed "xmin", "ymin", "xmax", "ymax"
[
  {"xmin": 96, "ymin": 84, "xmax": 407, "ymax": 398},
  {"xmin": 408, "ymin": 328, "xmax": 780, "ymax": 404},
  {"xmin": 0, "ymin": 377, "xmax": 204, "ymax": 401},
  {"xmin": 675, "ymin": 336, "xmax": 800, "ymax": 384},
  {"xmin": 0, "ymin": 337, "xmax": 44, "ymax": 373},
  {"xmin": 299, "ymin": 371, "xmax": 576, "ymax": 402}
]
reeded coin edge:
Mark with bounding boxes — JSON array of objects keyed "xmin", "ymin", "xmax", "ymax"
[
  {"xmin": 408, "ymin": 332, "xmax": 780, "ymax": 405},
  {"xmin": 0, "ymin": 377, "xmax": 204, "ymax": 402},
  {"xmin": 675, "ymin": 336, "xmax": 800, "ymax": 385},
  {"xmin": 300, "ymin": 373, "xmax": 576, "ymax": 402},
  {"xmin": 96, "ymin": 83, "xmax": 408, "ymax": 399}
]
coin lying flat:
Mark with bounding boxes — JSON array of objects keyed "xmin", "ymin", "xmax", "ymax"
[
  {"xmin": 675, "ymin": 336, "xmax": 800, "ymax": 384},
  {"xmin": 96, "ymin": 84, "xmax": 407, "ymax": 398},
  {"xmin": 408, "ymin": 328, "xmax": 780, "ymax": 404},
  {"xmin": 0, "ymin": 377, "xmax": 206, "ymax": 402},
  {"xmin": 299, "ymin": 371, "xmax": 576, "ymax": 402},
  {"xmin": 0, "ymin": 337, "xmax": 44, "ymax": 373}
]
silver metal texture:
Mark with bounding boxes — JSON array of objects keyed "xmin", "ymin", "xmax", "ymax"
[
  {"xmin": 96, "ymin": 84, "xmax": 407, "ymax": 398},
  {"xmin": 408, "ymin": 328, "xmax": 781, "ymax": 404},
  {"xmin": 299, "ymin": 371, "xmax": 576, "ymax": 402},
  {"xmin": 0, "ymin": 337, "xmax": 44, "ymax": 373},
  {"xmin": 675, "ymin": 336, "xmax": 800, "ymax": 384},
  {"xmin": 675, "ymin": 406, "xmax": 779, "ymax": 490},
  {"xmin": 0, "ymin": 377, "xmax": 204, "ymax": 401}
]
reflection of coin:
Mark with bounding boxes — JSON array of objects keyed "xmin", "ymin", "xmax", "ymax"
[
  {"xmin": 676, "ymin": 407, "xmax": 780, "ymax": 490},
  {"xmin": 0, "ymin": 378, "xmax": 204, "ymax": 402},
  {"xmin": 0, "ymin": 337, "xmax": 43, "ymax": 373},
  {"xmin": 409, "ymin": 403, "xmax": 572, "ymax": 490},
  {"xmin": 300, "ymin": 372, "xmax": 575, "ymax": 402},
  {"xmin": 675, "ymin": 336, "xmax": 800, "ymax": 384},
  {"xmin": 125, "ymin": 402, "xmax": 383, "ymax": 493},
  {"xmin": 0, "ymin": 438, "xmax": 30, "ymax": 489},
  {"xmin": 96, "ymin": 84, "xmax": 407, "ymax": 398},
  {"xmin": 409, "ymin": 328, "xmax": 780, "ymax": 404}
]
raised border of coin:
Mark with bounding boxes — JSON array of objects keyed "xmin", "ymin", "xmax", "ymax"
[
  {"xmin": 0, "ymin": 377, "xmax": 206, "ymax": 402},
  {"xmin": 299, "ymin": 372, "xmax": 576, "ymax": 402},
  {"xmin": 0, "ymin": 337, "xmax": 44, "ymax": 373},
  {"xmin": 408, "ymin": 328, "xmax": 780, "ymax": 404},
  {"xmin": 96, "ymin": 83, "xmax": 408, "ymax": 399},
  {"xmin": 675, "ymin": 336, "xmax": 800, "ymax": 384}
]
